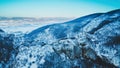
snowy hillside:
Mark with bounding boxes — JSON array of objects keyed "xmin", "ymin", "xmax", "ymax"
[{"xmin": 0, "ymin": 9, "xmax": 120, "ymax": 68}]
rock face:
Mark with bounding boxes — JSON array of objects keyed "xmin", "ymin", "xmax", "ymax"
[{"xmin": 0, "ymin": 9, "xmax": 120, "ymax": 68}]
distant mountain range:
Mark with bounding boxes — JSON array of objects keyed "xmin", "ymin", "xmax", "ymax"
[
  {"xmin": 0, "ymin": 17, "xmax": 74, "ymax": 23},
  {"xmin": 0, "ymin": 17, "xmax": 74, "ymax": 33}
]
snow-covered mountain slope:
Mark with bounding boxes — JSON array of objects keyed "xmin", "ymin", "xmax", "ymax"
[
  {"xmin": 25, "ymin": 9, "xmax": 120, "ymax": 67},
  {"xmin": 0, "ymin": 9, "xmax": 120, "ymax": 68},
  {"xmin": 27, "ymin": 9, "xmax": 120, "ymax": 45},
  {"xmin": 26, "ymin": 13, "xmax": 103, "ymax": 45}
]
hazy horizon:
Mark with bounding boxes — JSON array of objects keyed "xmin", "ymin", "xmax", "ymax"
[{"xmin": 0, "ymin": 0, "xmax": 120, "ymax": 18}]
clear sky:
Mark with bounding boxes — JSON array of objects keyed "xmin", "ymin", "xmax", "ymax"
[{"xmin": 0, "ymin": 0, "xmax": 120, "ymax": 17}]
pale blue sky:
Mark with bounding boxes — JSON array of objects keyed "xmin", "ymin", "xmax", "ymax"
[{"xmin": 0, "ymin": 0, "xmax": 120, "ymax": 17}]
